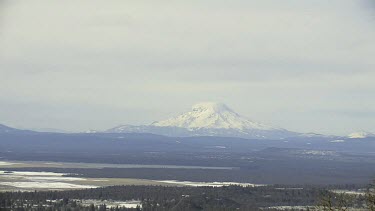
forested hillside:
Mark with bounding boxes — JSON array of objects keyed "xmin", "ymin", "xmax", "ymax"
[{"xmin": 1, "ymin": 184, "xmax": 372, "ymax": 211}]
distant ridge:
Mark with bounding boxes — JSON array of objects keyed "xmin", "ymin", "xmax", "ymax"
[
  {"xmin": 0, "ymin": 124, "xmax": 18, "ymax": 133},
  {"xmin": 0, "ymin": 124, "xmax": 35, "ymax": 134},
  {"xmin": 347, "ymin": 131, "xmax": 375, "ymax": 139}
]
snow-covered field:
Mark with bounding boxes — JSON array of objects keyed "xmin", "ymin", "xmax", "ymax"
[
  {"xmin": 0, "ymin": 161, "xmax": 19, "ymax": 166},
  {"xmin": 0, "ymin": 170, "xmax": 64, "ymax": 176},
  {"xmin": 156, "ymin": 180, "xmax": 262, "ymax": 187},
  {"xmin": 330, "ymin": 189, "xmax": 366, "ymax": 195},
  {"xmin": 0, "ymin": 170, "xmax": 96, "ymax": 190},
  {"xmin": 1, "ymin": 170, "xmax": 222, "ymax": 191},
  {"xmin": 0, "ymin": 181, "xmax": 96, "ymax": 189},
  {"xmin": 0, "ymin": 163, "xmax": 262, "ymax": 191},
  {"xmin": 77, "ymin": 199, "xmax": 142, "ymax": 209}
]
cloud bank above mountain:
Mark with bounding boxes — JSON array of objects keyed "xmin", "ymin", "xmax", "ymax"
[{"xmin": 0, "ymin": 0, "xmax": 374, "ymax": 135}]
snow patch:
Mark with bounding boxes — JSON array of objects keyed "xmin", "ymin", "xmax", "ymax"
[
  {"xmin": 330, "ymin": 139, "xmax": 345, "ymax": 143},
  {"xmin": 348, "ymin": 131, "xmax": 375, "ymax": 139}
]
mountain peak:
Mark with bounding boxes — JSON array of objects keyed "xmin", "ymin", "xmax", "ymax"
[
  {"xmin": 192, "ymin": 102, "xmax": 231, "ymax": 113},
  {"xmin": 108, "ymin": 103, "xmax": 297, "ymax": 139},
  {"xmin": 152, "ymin": 102, "xmax": 277, "ymax": 131}
]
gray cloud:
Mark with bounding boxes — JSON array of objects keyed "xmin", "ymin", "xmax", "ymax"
[{"xmin": 0, "ymin": 0, "xmax": 374, "ymax": 135}]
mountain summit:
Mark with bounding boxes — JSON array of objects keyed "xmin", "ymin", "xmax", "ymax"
[
  {"xmin": 107, "ymin": 102, "xmax": 297, "ymax": 139},
  {"xmin": 152, "ymin": 102, "xmax": 276, "ymax": 131}
]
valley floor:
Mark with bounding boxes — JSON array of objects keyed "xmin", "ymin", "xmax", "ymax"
[{"xmin": 0, "ymin": 161, "xmax": 259, "ymax": 192}]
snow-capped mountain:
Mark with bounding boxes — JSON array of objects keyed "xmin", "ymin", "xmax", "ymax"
[
  {"xmin": 152, "ymin": 102, "xmax": 277, "ymax": 131},
  {"xmin": 107, "ymin": 102, "xmax": 298, "ymax": 139},
  {"xmin": 347, "ymin": 131, "xmax": 375, "ymax": 139}
]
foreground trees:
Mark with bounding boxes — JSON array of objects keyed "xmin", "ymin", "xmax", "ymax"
[
  {"xmin": 0, "ymin": 182, "xmax": 374, "ymax": 210},
  {"xmin": 317, "ymin": 180, "xmax": 375, "ymax": 211},
  {"xmin": 367, "ymin": 181, "xmax": 375, "ymax": 211}
]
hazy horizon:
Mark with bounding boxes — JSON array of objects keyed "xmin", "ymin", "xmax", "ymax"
[{"xmin": 1, "ymin": 0, "xmax": 375, "ymax": 135}]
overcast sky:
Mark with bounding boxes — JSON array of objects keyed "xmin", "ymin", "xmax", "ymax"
[{"xmin": 1, "ymin": 0, "xmax": 374, "ymax": 135}]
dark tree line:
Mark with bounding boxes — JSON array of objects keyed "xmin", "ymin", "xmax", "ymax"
[
  {"xmin": 0, "ymin": 185, "xmax": 348, "ymax": 211},
  {"xmin": 317, "ymin": 180, "xmax": 375, "ymax": 211},
  {"xmin": 0, "ymin": 184, "xmax": 373, "ymax": 211}
]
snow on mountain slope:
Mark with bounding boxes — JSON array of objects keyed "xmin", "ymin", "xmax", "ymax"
[
  {"xmin": 347, "ymin": 131, "xmax": 375, "ymax": 139},
  {"xmin": 152, "ymin": 102, "xmax": 277, "ymax": 131},
  {"xmin": 107, "ymin": 102, "xmax": 298, "ymax": 139},
  {"xmin": 106, "ymin": 125, "xmax": 149, "ymax": 133}
]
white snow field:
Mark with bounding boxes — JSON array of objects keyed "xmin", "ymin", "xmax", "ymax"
[
  {"xmin": 0, "ymin": 170, "xmax": 96, "ymax": 190},
  {"xmin": 0, "ymin": 161, "xmax": 19, "ymax": 166},
  {"xmin": 156, "ymin": 180, "xmax": 262, "ymax": 187},
  {"xmin": 0, "ymin": 181, "xmax": 97, "ymax": 189},
  {"xmin": 78, "ymin": 199, "xmax": 142, "ymax": 209},
  {"xmin": 0, "ymin": 170, "xmax": 65, "ymax": 176}
]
